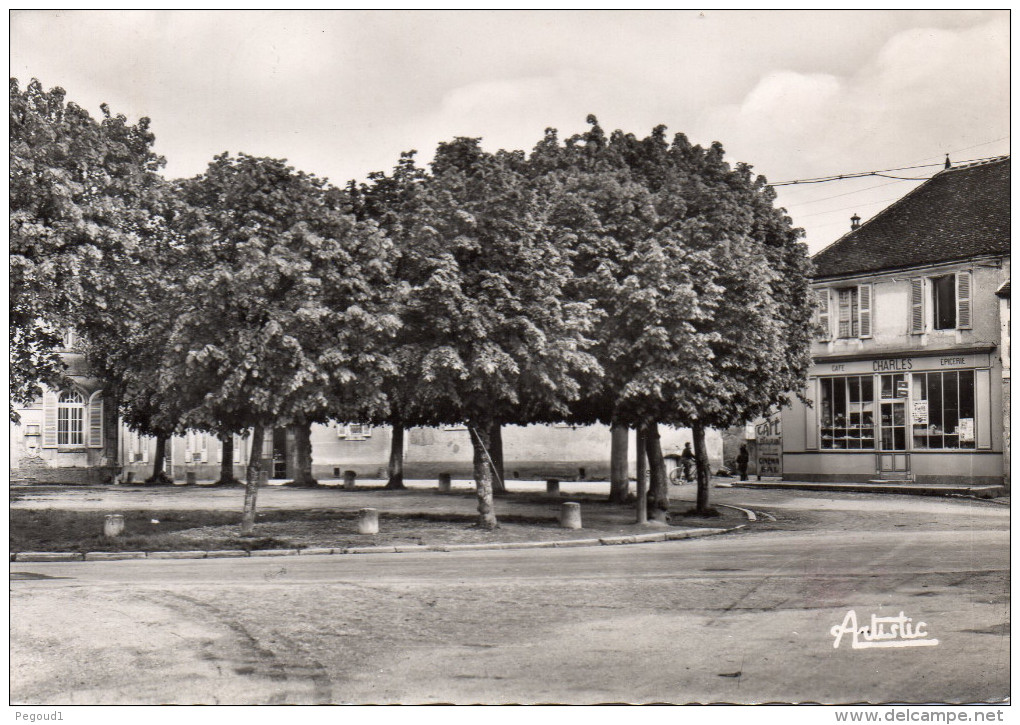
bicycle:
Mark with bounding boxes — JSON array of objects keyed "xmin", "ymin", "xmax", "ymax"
[{"xmin": 669, "ymin": 467, "xmax": 694, "ymax": 485}]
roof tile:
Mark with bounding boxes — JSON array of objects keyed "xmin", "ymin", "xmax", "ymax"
[{"xmin": 811, "ymin": 156, "xmax": 1009, "ymax": 279}]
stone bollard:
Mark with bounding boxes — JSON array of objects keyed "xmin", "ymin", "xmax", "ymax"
[
  {"xmin": 344, "ymin": 470, "xmax": 357, "ymax": 490},
  {"xmin": 185, "ymin": 471, "xmax": 197, "ymax": 485},
  {"xmin": 358, "ymin": 508, "xmax": 379, "ymax": 535},
  {"xmin": 546, "ymin": 478, "xmax": 560, "ymax": 496},
  {"xmin": 559, "ymin": 502, "xmax": 582, "ymax": 530},
  {"xmin": 258, "ymin": 469, "xmax": 269, "ymax": 486},
  {"xmin": 104, "ymin": 514, "xmax": 125, "ymax": 538},
  {"xmin": 438, "ymin": 473, "xmax": 452, "ymax": 493}
]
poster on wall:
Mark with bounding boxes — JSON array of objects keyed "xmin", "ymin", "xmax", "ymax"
[
  {"xmin": 958, "ymin": 418, "xmax": 975, "ymax": 442},
  {"xmin": 755, "ymin": 414, "xmax": 783, "ymax": 478},
  {"xmin": 911, "ymin": 400, "xmax": 929, "ymax": 425}
]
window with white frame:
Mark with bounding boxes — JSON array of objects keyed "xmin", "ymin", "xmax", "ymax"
[
  {"xmin": 910, "ymin": 272, "xmax": 972, "ymax": 333},
  {"xmin": 57, "ymin": 390, "xmax": 86, "ymax": 446},
  {"xmin": 337, "ymin": 424, "xmax": 371, "ymax": 440},
  {"xmin": 836, "ymin": 288, "xmax": 859, "ymax": 339},
  {"xmin": 815, "ymin": 285, "xmax": 872, "ymax": 341}
]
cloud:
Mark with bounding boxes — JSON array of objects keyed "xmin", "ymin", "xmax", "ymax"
[{"xmin": 698, "ymin": 18, "xmax": 1008, "ymax": 177}]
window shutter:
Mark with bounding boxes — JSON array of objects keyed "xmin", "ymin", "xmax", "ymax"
[
  {"xmin": 233, "ymin": 435, "xmax": 242, "ymax": 464},
  {"xmin": 200, "ymin": 435, "xmax": 209, "ymax": 463},
  {"xmin": 956, "ymin": 271, "xmax": 972, "ymax": 329},
  {"xmin": 910, "ymin": 278, "xmax": 924, "ymax": 334},
  {"xmin": 87, "ymin": 391, "xmax": 104, "ymax": 448},
  {"xmin": 857, "ymin": 284, "xmax": 873, "ymax": 338},
  {"xmin": 142, "ymin": 436, "xmax": 150, "ymax": 464},
  {"xmin": 42, "ymin": 390, "xmax": 58, "ymax": 448},
  {"xmin": 815, "ymin": 288, "xmax": 831, "ymax": 340}
]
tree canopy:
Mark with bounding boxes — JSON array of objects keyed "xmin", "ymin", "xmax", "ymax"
[{"xmin": 10, "ymin": 77, "xmax": 166, "ymax": 418}]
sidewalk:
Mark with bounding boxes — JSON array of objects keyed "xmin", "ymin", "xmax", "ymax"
[{"xmin": 723, "ymin": 478, "xmax": 1008, "ymax": 500}]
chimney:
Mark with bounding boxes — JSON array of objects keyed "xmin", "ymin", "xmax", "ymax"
[
  {"xmin": 850, "ymin": 213, "xmax": 861, "ymax": 231},
  {"xmin": 945, "ymin": 154, "xmax": 951, "ymax": 169}
]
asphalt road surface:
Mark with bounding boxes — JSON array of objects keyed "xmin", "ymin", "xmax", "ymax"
[{"xmin": 10, "ymin": 488, "xmax": 1009, "ymax": 705}]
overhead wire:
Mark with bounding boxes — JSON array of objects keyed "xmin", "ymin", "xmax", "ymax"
[{"xmin": 767, "ymin": 153, "xmax": 1007, "ymax": 187}]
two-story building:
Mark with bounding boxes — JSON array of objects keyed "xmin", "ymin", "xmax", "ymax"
[{"xmin": 778, "ymin": 156, "xmax": 1009, "ymax": 487}]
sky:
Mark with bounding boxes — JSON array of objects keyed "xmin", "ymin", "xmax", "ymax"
[{"xmin": 9, "ymin": 10, "xmax": 1010, "ymax": 253}]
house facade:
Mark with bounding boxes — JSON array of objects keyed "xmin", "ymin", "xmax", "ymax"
[
  {"xmin": 114, "ymin": 421, "xmax": 722, "ymax": 484},
  {"xmin": 12, "ymin": 336, "xmax": 725, "ymax": 483},
  {"xmin": 778, "ymin": 156, "xmax": 1010, "ymax": 486},
  {"xmin": 9, "ymin": 331, "xmax": 119, "ymax": 484}
]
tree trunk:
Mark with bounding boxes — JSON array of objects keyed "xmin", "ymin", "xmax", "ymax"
[
  {"xmin": 102, "ymin": 389, "xmax": 120, "ymax": 480},
  {"xmin": 214, "ymin": 435, "xmax": 241, "ymax": 486},
  {"xmin": 385, "ymin": 423, "xmax": 406, "ymax": 489},
  {"xmin": 288, "ymin": 420, "xmax": 317, "ymax": 487},
  {"xmin": 693, "ymin": 420, "xmax": 712, "ymax": 514},
  {"xmin": 635, "ymin": 424, "xmax": 648, "ymax": 524},
  {"xmin": 609, "ymin": 421, "xmax": 629, "ymax": 503},
  {"xmin": 489, "ymin": 421, "xmax": 506, "ymax": 495},
  {"xmin": 147, "ymin": 433, "xmax": 172, "ymax": 485},
  {"xmin": 241, "ymin": 424, "xmax": 265, "ymax": 535},
  {"xmin": 469, "ymin": 424, "xmax": 498, "ymax": 529},
  {"xmin": 645, "ymin": 421, "xmax": 669, "ymax": 522}
]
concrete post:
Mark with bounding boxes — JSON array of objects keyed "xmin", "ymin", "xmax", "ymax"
[
  {"xmin": 104, "ymin": 514, "xmax": 125, "ymax": 538},
  {"xmin": 185, "ymin": 471, "xmax": 197, "ymax": 485},
  {"xmin": 438, "ymin": 473, "xmax": 452, "ymax": 493},
  {"xmin": 358, "ymin": 508, "xmax": 379, "ymax": 534},
  {"xmin": 559, "ymin": 502, "xmax": 582, "ymax": 530},
  {"xmin": 546, "ymin": 478, "xmax": 560, "ymax": 495},
  {"xmin": 343, "ymin": 470, "xmax": 357, "ymax": 490}
]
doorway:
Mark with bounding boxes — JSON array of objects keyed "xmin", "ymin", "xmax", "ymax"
[
  {"xmin": 877, "ymin": 373, "xmax": 910, "ymax": 479},
  {"xmin": 272, "ymin": 428, "xmax": 288, "ymax": 479}
]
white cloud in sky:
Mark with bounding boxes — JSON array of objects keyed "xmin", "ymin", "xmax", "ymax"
[
  {"xmin": 694, "ymin": 17, "xmax": 1008, "ymax": 249},
  {"xmin": 9, "ymin": 10, "xmax": 1009, "ymax": 250}
]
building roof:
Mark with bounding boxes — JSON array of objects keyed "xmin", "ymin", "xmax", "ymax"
[
  {"xmin": 996, "ymin": 280, "xmax": 1010, "ymax": 298},
  {"xmin": 811, "ymin": 156, "xmax": 1010, "ymax": 280}
]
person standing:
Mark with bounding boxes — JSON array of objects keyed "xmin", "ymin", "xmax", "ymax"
[
  {"xmin": 737, "ymin": 444, "xmax": 750, "ymax": 481},
  {"xmin": 680, "ymin": 442, "xmax": 695, "ymax": 483}
]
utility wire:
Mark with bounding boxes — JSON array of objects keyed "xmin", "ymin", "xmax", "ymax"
[
  {"xmin": 767, "ymin": 153, "xmax": 1007, "ymax": 187},
  {"xmin": 783, "ymin": 177, "xmax": 909, "ymax": 207}
]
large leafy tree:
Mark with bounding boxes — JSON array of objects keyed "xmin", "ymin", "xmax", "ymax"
[
  {"xmin": 386, "ymin": 138, "xmax": 599, "ymax": 527},
  {"xmin": 167, "ymin": 154, "xmax": 399, "ymax": 531},
  {"xmin": 530, "ymin": 118, "xmax": 811, "ymax": 517},
  {"xmin": 10, "ymin": 78, "xmax": 166, "ymax": 421},
  {"xmin": 348, "ymin": 152, "xmax": 431, "ymax": 490}
]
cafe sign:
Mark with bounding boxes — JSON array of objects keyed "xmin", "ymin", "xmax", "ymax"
[
  {"xmin": 755, "ymin": 414, "xmax": 782, "ymax": 478},
  {"xmin": 817, "ymin": 353, "xmax": 990, "ymax": 376}
]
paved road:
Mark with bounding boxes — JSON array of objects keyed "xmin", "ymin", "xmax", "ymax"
[{"xmin": 10, "ymin": 489, "xmax": 1009, "ymax": 705}]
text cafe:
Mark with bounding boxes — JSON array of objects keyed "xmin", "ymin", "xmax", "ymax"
[{"xmin": 778, "ymin": 350, "xmax": 1004, "ymax": 486}]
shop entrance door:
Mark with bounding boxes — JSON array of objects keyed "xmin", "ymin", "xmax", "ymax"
[
  {"xmin": 877, "ymin": 396, "xmax": 910, "ymax": 479},
  {"xmin": 876, "ymin": 373, "xmax": 910, "ymax": 479}
]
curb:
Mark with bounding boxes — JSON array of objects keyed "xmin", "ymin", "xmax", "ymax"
[
  {"xmin": 716, "ymin": 503, "xmax": 757, "ymax": 522},
  {"xmin": 10, "ymin": 526, "xmax": 734, "ymax": 563}
]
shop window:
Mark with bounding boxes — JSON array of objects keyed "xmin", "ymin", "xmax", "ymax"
[
  {"xmin": 57, "ymin": 390, "xmax": 86, "ymax": 446},
  {"xmin": 911, "ymin": 371, "xmax": 976, "ymax": 449},
  {"xmin": 819, "ymin": 375, "xmax": 875, "ymax": 449}
]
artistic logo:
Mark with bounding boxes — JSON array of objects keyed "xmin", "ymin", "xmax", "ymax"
[{"xmin": 830, "ymin": 610, "xmax": 939, "ymax": 649}]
